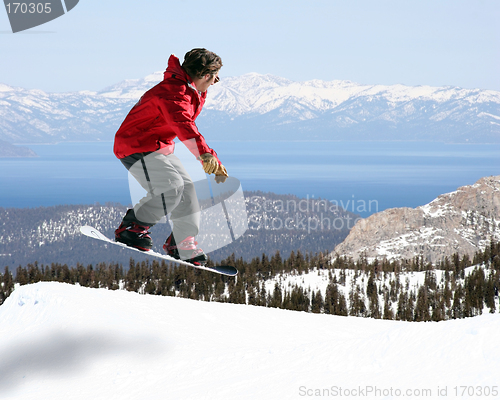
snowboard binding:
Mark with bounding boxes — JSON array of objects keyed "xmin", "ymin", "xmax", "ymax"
[
  {"xmin": 115, "ymin": 221, "xmax": 153, "ymax": 251},
  {"xmin": 163, "ymin": 234, "xmax": 208, "ymax": 266}
]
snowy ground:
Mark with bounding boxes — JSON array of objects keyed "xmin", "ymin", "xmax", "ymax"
[{"xmin": 0, "ymin": 282, "xmax": 499, "ymax": 400}]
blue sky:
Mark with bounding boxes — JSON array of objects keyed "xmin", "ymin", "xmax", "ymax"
[{"xmin": 1, "ymin": 0, "xmax": 499, "ymax": 93}]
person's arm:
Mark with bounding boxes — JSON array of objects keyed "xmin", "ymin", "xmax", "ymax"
[{"xmin": 158, "ymin": 92, "xmax": 220, "ymax": 163}]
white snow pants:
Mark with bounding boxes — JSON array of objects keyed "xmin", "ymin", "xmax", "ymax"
[{"xmin": 120, "ymin": 151, "xmax": 200, "ymax": 242}]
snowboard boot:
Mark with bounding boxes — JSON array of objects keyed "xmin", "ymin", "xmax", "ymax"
[
  {"xmin": 163, "ymin": 234, "xmax": 208, "ymax": 266},
  {"xmin": 115, "ymin": 210, "xmax": 153, "ymax": 251}
]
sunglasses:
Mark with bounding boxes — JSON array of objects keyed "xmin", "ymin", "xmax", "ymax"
[{"xmin": 214, "ymin": 75, "xmax": 220, "ymax": 84}]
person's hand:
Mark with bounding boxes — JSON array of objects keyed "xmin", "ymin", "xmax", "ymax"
[
  {"xmin": 199, "ymin": 153, "xmax": 218, "ymax": 174},
  {"xmin": 215, "ymin": 164, "xmax": 228, "ymax": 184}
]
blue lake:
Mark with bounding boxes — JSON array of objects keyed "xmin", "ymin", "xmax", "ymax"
[{"xmin": 1, "ymin": 141, "xmax": 499, "ymax": 217}]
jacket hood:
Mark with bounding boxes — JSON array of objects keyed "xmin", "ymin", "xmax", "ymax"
[{"xmin": 164, "ymin": 55, "xmax": 192, "ymax": 83}]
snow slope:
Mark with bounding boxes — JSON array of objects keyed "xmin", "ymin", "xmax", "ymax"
[{"xmin": 1, "ymin": 282, "xmax": 499, "ymax": 400}]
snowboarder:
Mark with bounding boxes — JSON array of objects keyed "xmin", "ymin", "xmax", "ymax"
[{"xmin": 113, "ymin": 48, "xmax": 228, "ymax": 266}]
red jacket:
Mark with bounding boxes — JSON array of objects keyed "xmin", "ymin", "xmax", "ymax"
[{"xmin": 113, "ymin": 55, "xmax": 220, "ymax": 163}]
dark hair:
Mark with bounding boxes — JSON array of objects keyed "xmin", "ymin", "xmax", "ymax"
[{"xmin": 182, "ymin": 48, "xmax": 222, "ymax": 80}]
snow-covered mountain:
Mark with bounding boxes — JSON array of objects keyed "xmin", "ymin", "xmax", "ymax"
[
  {"xmin": 334, "ymin": 175, "xmax": 500, "ymax": 264},
  {"xmin": 1, "ymin": 73, "xmax": 499, "ymax": 144},
  {"xmin": 0, "ymin": 82, "xmax": 134, "ymax": 144},
  {"xmin": 0, "ymin": 282, "xmax": 498, "ymax": 399}
]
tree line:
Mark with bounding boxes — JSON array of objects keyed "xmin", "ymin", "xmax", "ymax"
[{"xmin": 1, "ymin": 240, "xmax": 499, "ymax": 322}]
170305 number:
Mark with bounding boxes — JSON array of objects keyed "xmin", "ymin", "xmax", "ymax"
[
  {"xmin": 454, "ymin": 386, "xmax": 498, "ymax": 397},
  {"xmin": 5, "ymin": 3, "xmax": 52, "ymax": 14}
]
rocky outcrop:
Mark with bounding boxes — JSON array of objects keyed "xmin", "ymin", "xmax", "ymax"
[{"xmin": 333, "ymin": 176, "xmax": 500, "ymax": 264}]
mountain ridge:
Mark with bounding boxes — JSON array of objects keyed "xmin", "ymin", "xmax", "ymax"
[{"xmin": 1, "ymin": 73, "xmax": 499, "ymax": 144}]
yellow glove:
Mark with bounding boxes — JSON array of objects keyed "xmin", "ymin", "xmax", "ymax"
[
  {"xmin": 199, "ymin": 153, "xmax": 218, "ymax": 174},
  {"xmin": 215, "ymin": 164, "xmax": 228, "ymax": 184}
]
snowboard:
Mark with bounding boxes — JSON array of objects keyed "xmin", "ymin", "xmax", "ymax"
[{"xmin": 80, "ymin": 226, "xmax": 238, "ymax": 276}]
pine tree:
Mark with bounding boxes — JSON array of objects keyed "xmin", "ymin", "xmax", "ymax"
[
  {"xmin": 258, "ymin": 283, "xmax": 267, "ymax": 306},
  {"xmin": 3, "ymin": 266, "xmax": 14, "ymax": 297},
  {"xmin": 483, "ymin": 273, "xmax": 495, "ymax": 313},
  {"xmin": 451, "ymin": 286, "xmax": 464, "ymax": 319},
  {"xmin": 288, "ymin": 286, "xmax": 309, "ymax": 312},
  {"xmin": 336, "ymin": 291, "xmax": 348, "ymax": 316},
  {"xmin": 324, "ymin": 282, "xmax": 338, "ymax": 315},
  {"xmin": 0, "ymin": 267, "xmax": 14, "ymax": 305},
  {"xmin": 27, "ymin": 262, "xmax": 42, "ymax": 284},
  {"xmin": 269, "ymin": 282, "xmax": 283, "ymax": 308},
  {"xmin": 396, "ymin": 291, "xmax": 413, "ymax": 321},
  {"xmin": 349, "ymin": 285, "xmax": 366, "ymax": 317},
  {"xmin": 366, "ymin": 273, "xmax": 380, "ymax": 318},
  {"xmin": 16, "ymin": 266, "xmax": 29, "ymax": 285},
  {"xmin": 247, "ymin": 284, "xmax": 259, "ymax": 306},
  {"xmin": 464, "ymin": 267, "xmax": 485, "ymax": 316},
  {"xmin": 382, "ymin": 293, "xmax": 394, "ymax": 320},
  {"xmin": 414, "ymin": 287, "xmax": 430, "ymax": 321},
  {"xmin": 311, "ymin": 290, "xmax": 323, "ymax": 314},
  {"xmin": 228, "ymin": 276, "xmax": 246, "ymax": 304}
]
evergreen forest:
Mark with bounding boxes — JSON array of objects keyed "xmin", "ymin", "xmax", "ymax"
[{"xmin": 1, "ymin": 240, "xmax": 499, "ymax": 322}]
